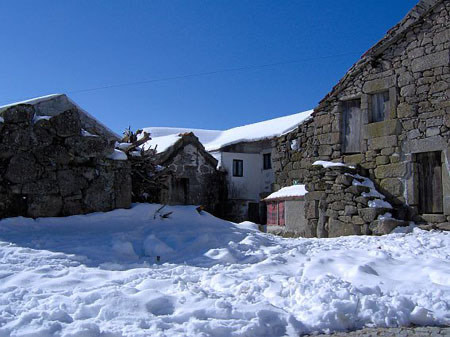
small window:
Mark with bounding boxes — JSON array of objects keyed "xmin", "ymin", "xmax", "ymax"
[
  {"xmin": 370, "ymin": 91, "xmax": 389, "ymax": 123},
  {"xmin": 232, "ymin": 159, "xmax": 243, "ymax": 177},
  {"xmin": 263, "ymin": 153, "xmax": 271, "ymax": 170}
]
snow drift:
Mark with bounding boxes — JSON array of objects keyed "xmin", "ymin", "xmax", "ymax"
[{"xmin": 0, "ymin": 204, "xmax": 449, "ymax": 337}]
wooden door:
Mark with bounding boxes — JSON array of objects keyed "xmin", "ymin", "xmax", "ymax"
[
  {"xmin": 173, "ymin": 178, "xmax": 189, "ymax": 205},
  {"xmin": 342, "ymin": 99, "xmax": 362, "ymax": 153},
  {"xmin": 417, "ymin": 152, "xmax": 443, "ymax": 214}
]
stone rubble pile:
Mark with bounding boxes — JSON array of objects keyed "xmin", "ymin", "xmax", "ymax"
[{"xmin": 303, "ymin": 164, "xmax": 408, "ymax": 238}]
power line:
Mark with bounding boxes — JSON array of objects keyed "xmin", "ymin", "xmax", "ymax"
[
  {"xmin": 67, "ymin": 51, "xmax": 363, "ymax": 94},
  {"xmin": 1, "ymin": 50, "xmax": 363, "ymax": 104}
]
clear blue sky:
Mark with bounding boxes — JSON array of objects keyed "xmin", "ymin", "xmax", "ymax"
[{"xmin": 1, "ymin": 0, "xmax": 417, "ymax": 134}]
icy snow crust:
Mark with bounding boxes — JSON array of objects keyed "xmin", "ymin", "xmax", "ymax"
[
  {"xmin": 0, "ymin": 204, "xmax": 449, "ymax": 336},
  {"xmin": 143, "ymin": 109, "xmax": 313, "ymax": 153}
]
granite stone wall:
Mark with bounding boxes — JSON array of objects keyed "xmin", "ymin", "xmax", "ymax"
[
  {"xmin": 273, "ymin": 0, "xmax": 450, "ymax": 235},
  {"xmin": 0, "ymin": 104, "xmax": 131, "ymax": 218}
]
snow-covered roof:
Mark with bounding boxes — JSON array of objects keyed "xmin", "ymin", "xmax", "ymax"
[
  {"xmin": 265, "ymin": 184, "xmax": 307, "ymax": 201},
  {"xmin": 0, "ymin": 94, "xmax": 120, "ymax": 141},
  {"xmin": 143, "ymin": 109, "xmax": 313, "ymax": 153}
]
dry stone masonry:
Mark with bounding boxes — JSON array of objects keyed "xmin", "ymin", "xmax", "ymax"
[
  {"xmin": 0, "ymin": 104, "xmax": 131, "ymax": 218},
  {"xmin": 303, "ymin": 164, "xmax": 407, "ymax": 238},
  {"xmin": 273, "ymin": 0, "xmax": 450, "ymax": 236}
]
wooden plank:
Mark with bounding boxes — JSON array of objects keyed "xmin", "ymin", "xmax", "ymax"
[
  {"xmin": 342, "ymin": 100, "xmax": 362, "ymax": 153},
  {"xmin": 417, "ymin": 152, "xmax": 443, "ymax": 214}
]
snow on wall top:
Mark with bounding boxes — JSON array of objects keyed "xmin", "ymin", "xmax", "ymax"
[
  {"xmin": 143, "ymin": 109, "xmax": 313, "ymax": 153},
  {"xmin": 0, "ymin": 94, "xmax": 120, "ymax": 141},
  {"xmin": 265, "ymin": 184, "xmax": 307, "ymax": 201}
]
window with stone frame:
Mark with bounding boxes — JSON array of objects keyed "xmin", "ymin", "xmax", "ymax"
[{"xmin": 370, "ymin": 91, "xmax": 390, "ymax": 123}]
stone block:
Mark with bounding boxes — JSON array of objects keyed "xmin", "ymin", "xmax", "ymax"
[
  {"xmin": 318, "ymin": 145, "xmax": 332, "ymax": 156},
  {"xmin": 344, "ymin": 205, "xmax": 358, "ymax": 216},
  {"xmin": 370, "ymin": 218, "xmax": 407, "ymax": 235},
  {"xmin": 57, "ymin": 170, "xmax": 87, "ymax": 197},
  {"xmin": 304, "ymin": 200, "xmax": 318, "ymax": 219},
  {"xmin": 34, "ymin": 145, "xmax": 71, "ymax": 166},
  {"xmin": 27, "ymin": 195, "xmax": 63, "ymax": 218},
  {"xmin": 368, "ymin": 135, "xmax": 398, "ymax": 150},
  {"xmin": 114, "ymin": 168, "xmax": 132, "ymax": 209},
  {"xmin": 65, "ymin": 136, "xmax": 111, "ymax": 158},
  {"xmin": 425, "ymin": 127, "xmax": 440, "ymax": 137},
  {"xmin": 305, "ymin": 191, "xmax": 326, "ymax": 201},
  {"xmin": 421, "ymin": 214, "xmax": 446, "ymax": 224},
  {"xmin": 407, "ymin": 129, "xmax": 421, "ymax": 139},
  {"xmin": 404, "ymin": 135, "xmax": 447, "ymax": 154},
  {"xmin": 366, "ymin": 120, "xmax": 401, "ymax": 138},
  {"xmin": 83, "ymin": 175, "xmax": 114, "ymax": 212},
  {"xmin": 380, "ymin": 178, "xmax": 403, "ymax": 197},
  {"xmin": 362, "ymin": 76, "xmax": 395, "ymax": 93},
  {"xmin": 374, "ymin": 162, "xmax": 407, "ymax": 179},
  {"xmin": 343, "ymin": 154, "xmax": 364, "ymax": 165},
  {"xmin": 329, "ymin": 201, "xmax": 346, "ymax": 211},
  {"xmin": 358, "ymin": 208, "xmax": 388, "ymax": 222},
  {"xmin": 400, "ymin": 84, "xmax": 415, "ymax": 97},
  {"xmin": 436, "ymin": 222, "xmax": 450, "ymax": 231},
  {"xmin": 328, "ymin": 218, "xmax": 361, "ymax": 237},
  {"xmin": 430, "ymin": 81, "xmax": 448, "ymax": 93},
  {"xmin": 2, "ymin": 104, "xmax": 35, "ymax": 124},
  {"xmin": 50, "ymin": 109, "xmax": 81, "ymax": 137},
  {"xmin": 352, "ymin": 216, "xmax": 365, "ymax": 225},
  {"xmin": 22, "ymin": 179, "xmax": 59, "ymax": 194},
  {"xmin": 345, "ymin": 185, "xmax": 370, "ymax": 195},
  {"xmin": 411, "ymin": 50, "xmax": 450, "ymax": 72},
  {"xmin": 335, "ymin": 174, "xmax": 353, "ymax": 186},
  {"xmin": 398, "ymin": 72, "xmax": 414, "ymax": 86},
  {"xmin": 433, "ymin": 28, "xmax": 450, "ymax": 46},
  {"xmin": 376, "ymin": 156, "xmax": 390, "ymax": 165},
  {"xmin": 397, "ymin": 103, "xmax": 417, "ymax": 118},
  {"xmin": 5, "ymin": 153, "xmax": 40, "ymax": 184}
]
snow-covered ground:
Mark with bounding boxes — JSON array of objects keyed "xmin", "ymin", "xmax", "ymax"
[{"xmin": 0, "ymin": 204, "xmax": 449, "ymax": 337}]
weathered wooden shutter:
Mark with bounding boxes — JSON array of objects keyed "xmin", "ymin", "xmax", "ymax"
[
  {"xmin": 267, "ymin": 203, "xmax": 276, "ymax": 225},
  {"xmin": 417, "ymin": 151, "xmax": 443, "ymax": 214},
  {"xmin": 278, "ymin": 201, "xmax": 285, "ymax": 226},
  {"xmin": 342, "ymin": 99, "xmax": 362, "ymax": 153},
  {"xmin": 371, "ymin": 91, "xmax": 389, "ymax": 123}
]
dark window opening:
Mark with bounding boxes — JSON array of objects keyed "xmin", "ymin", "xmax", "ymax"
[
  {"xmin": 233, "ymin": 159, "xmax": 243, "ymax": 177},
  {"xmin": 263, "ymin": 153, "xmax": 272, "ymax": 170},
  {"xmin": 342, "ymin": 99, "xmax": 362, "ymax": 154},
  {"xmin": 370, "ymin": 91, "xmax": 389, "ymax": 123},
  {"xmin": 416, "ymin": 151, "xmax": 443, "ymax": 214}
]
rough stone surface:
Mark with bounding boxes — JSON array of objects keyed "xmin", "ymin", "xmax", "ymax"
[
  {"xmin": 303, "ymin": 326, "xmax": 450, "ymax": 337},
  {"xmin": 0, "ymin": 104, "xmax": 131, "ymax": 218},
  {"xmin": 272, "ymin": 0, "xmax": 450, "ymax": 237}
]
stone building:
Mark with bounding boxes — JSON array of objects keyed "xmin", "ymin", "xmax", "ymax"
[
  {"xmin": 273, "ymin": 0, "xmax": 450, "ymax": 236},
  {"xmin": 143, "ymin": 109, "xmax": 312, "ymax": 223},
  {"xmin": 0, "ymin": 94, "xmax": 132, "ymax": 218},
  {"xmin": 145, "ymin": 132, "xmax": 226, "ymax": 216}
]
